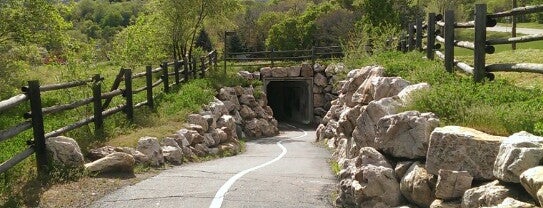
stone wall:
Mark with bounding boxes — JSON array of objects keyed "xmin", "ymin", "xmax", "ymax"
[
  {"xmin": 46, "ymin": 86, "xmax": 279, "ymax": 174},
  {"xmin": 316, "ymin": 65, "xmax": 543, "ymax": 207}
]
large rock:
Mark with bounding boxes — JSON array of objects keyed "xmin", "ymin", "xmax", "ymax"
[
  {"xmin": 161, "ymin": 137, "xmax": 180, "ymax": 148},
  {"xmin": 239, "ymin": 94, "xmax": 258, "ymax": 107},
  {"xmin": 205, "ymin": 98, "xmax": 229, "ymax": 120},
  {"xmin": 520, "ymin": 166, "xmax": 543, "ymax": 202},
  {"xmin": 217, "ymin": 115, "xmax": 236, "ymax": 135},
  {"xmin": 426, "ymin": 126, "xmax": 505, "ymax": 180},
  {"xmin": 253, "ymin": 106, "xmax": 271, "ymax": 120},
  {"xmin": 395, "ymin": 161, "xmax": 414, "ymax": 180},
  {"xmin": 435, "ymin": 169, "xmax": 473, "ymax": 200},
  {"xmin": 171, "ymin": 133, "xmax": 190, "ymax": 147},
  {"xmin": 85, "ymin": 152, "xmax": 135, "ymax": 174},
  {"xmin": 239, "ymin": 105, "xmax": 257, "ymax": 119},
  {"xmin": 486, "ymin": 197, "xmax": 538, "ymax": 208},
  {"xmin": 375, "ymin": 111, "xmax": 439, "ymax": 159},
  {"xmin": 339, "ymin": 66, "xmax": 384, "ymax": 107},
  {"xmin": 114, "ymin": 147, "xmax": 149, "ymax": 165},
  {"xmin": 181, "ymin": 146, "xmax": 197, "ymax": 161},
  {"xmin": 162, "ymin": 146, "xmax": 183, "ymax": 165},
  {"xmin": 136, "ymin": 137, "xmax": 164, "ymax": 167},
  {"xmin": 400, "ymin": 162, "xmax": 436, "ymax": 208},
  {"xmin": 237, "ymin": 71, "xmax": 253, "ymax": 80},
  {"xmin": 300, "ymin": 63, "xmax": 313, "ymax": 77},
  {"xmin": 187, "ymin": 124, "xmax": 205, "ymax": 135},
  {"xmin": 243, "ymin": 118, "xmax": 262, "ymax": 138},
  {"xmin": 430, "ymin": 199, "xmax": 461, "ymax": 208},
  {"xmin": 314, "ymin": 72, "xmax": 328, "ymax": 87},
  {"xmin": 202, "ymin": 114, "xmax": 216, "ymax": 131},
  {"xmin": 314, "ymin": 93, "xmax": 325, "ymax": 107},
  {"xmin": 87, "ymin": 146, "xmax": 116, "ymax": 161},
  {"xmin": 177, "ymin": 128, "xmax": 203, "ymax": 145},
  {"xmin": 259, "ymin": 118, "xmax": 278, "ymax": 137},
  {"xmin": 260, "ymin": 67, "xmax": 272, "ymax": 77},
  {"xmin": 398, "ymin": 83, "xmax": 430, "ymax": 104},
  {"xmin": 352, "ymin": 97, "xmax": 402, "ymax": 148},
  {"xmin": 462, "ymin": 180, "xmax": 518, "ymax": 208},
  {"xmin": 211, "ymin": 128, "xmax": 228, "ymax": 144},
  {"xmin": 494, "ymin": 132, "xmax": 543, "ymax": 183},
  {"xmin": 187, "ymin": 114, "xmax": 209, "ymax": 133},
  {"xmin": 337, "ymin": 106, "xmax": 361, "ymax": 137},
  {"xmin": 271, "ymin": 67, "xmax": 287, "ymax": 77},
  {"xmin": 337, "ymin": 147, "xmax": 403, "ymax": 207},
  {"xmin": 45, "ymin": 136, "xmax": 84, "ymax": 169},
  {"xmin": 287, "ymin": 66, "xmax": 301, "ymax": 77},
  {"xmin": 314, "ymin": 63, "xmax": 324, "ymax": 73},
  {"xmin": 325, "ymin": 63, "xmax": 346, "ymax": 77},
  {"xmin": 351, "ymin": 76, "xmax": 409, "ymax": 105}
]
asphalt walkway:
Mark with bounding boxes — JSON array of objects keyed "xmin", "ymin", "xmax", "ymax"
[{"xmin": 91, "ymin": 124, "xmax": 336, "ymax": 208}]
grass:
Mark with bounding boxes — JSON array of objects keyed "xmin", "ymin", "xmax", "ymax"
[
  {"xmin": 0, "ymin": 60, "xmax": 256, "ymax": 206},
  {"xmin": 346, "ymin": 51, "xmax": 543, "ymax": 136}
]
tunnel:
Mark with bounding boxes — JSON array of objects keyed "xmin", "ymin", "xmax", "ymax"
[{"xmin": 264, "ymin": 78, "xmax": 313, "ymax": 124}]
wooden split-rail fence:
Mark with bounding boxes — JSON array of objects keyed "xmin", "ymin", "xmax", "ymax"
[
  {"xmin": 0, "ymin": 51, "xmax": 218, "ymax": 176},
  {"xmin": 402, "ymin": 3, "xmax": 543, "ymax": 82},
  {"xmin": 224, "ymin": 46, "xmax": 343, "ymax": 69}
]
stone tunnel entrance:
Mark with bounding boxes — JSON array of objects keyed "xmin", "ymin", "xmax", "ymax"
[{"xmin": 264, "ymin": 78, "xmax": 313, "ymax": 124}]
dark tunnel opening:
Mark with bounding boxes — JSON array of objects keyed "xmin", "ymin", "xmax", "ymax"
[{"xmin": 266, "ymin": 80, "xmax": 312, "ymax": 124}]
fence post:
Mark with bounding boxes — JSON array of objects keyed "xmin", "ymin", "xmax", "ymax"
[
  {"xmin": 183, "ymin": 55, "xmax": 189, "ymax": 82},
  {"xmin": 162, "ymin": 62, "xmax": 169, "ymax": 92},
  {"xmin": 474, "ymin": 4, "xmax": 487, "ymax": 82},
  {"xmin": 200, "ymin": 56, "xmax": 206, "ymax": 78},
  {"xmin": 444, "ymin": 10, "xmax": 455, "ymax": 73},
  {"xmin": 270, "ymin": 48, "xmax": 275, "ymax": 68},
  {"xmin": 408, "ymin": 22, "xmax": 415, "ymax": 51},
  {"xmin": 512, "ymin": 0, "xmax": 517, "ymax": 50},
  {"xmin": 427, "ymin": 13, "xmax": 436, "ymax": 60},
  {"xmin": 416, "ymin": 18, "xmax": 423, "ymax": 51},
  {"xmin": 123, "ymin": 69, "xmax": 134, "ymax": 120},
  {"xmin": 174, "ymin": 60, "xmax": 180, "ymax": 85},
  {"xmin": 27, "ymin": 80, "xmax": 48, "ymax": 176},
  {"xmin": 145, "ymin": 66, "xmax": 154, "ymax": 108},
  {"xmin": 92, "ymin": 74, "xmax": 104, "ymax": 138}
]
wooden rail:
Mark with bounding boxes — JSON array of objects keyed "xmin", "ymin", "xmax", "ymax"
[
  {"xmin": 224, "ymin": 46, "xmax": 343, "ymax": 69},
  {"xmin": 0, "ymin": 50, "xmax": 218, "ymax": 175},
  {"xmin": 406, "ymin": 3, "xmax": 543, "ymax": 82}
]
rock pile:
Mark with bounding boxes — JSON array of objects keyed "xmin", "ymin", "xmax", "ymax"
[
  {"xmin": 48, "ymin": 86, "xmax": 279, "ymax": 175},
  {"xmin": 316, "ymin": 65, "xmax": 541, "ymax": 207}
]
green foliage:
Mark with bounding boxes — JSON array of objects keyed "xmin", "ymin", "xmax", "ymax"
[
  {"xmin": 111, "ymin": 14, "xmax": 169, "ymax": 66},
  {"xmin": 266, "ymin": 2, "xmax": 338, "ymax": 50},
  {"xmin": 196, "ymin": 29, "xmax": 213, "ymax": 52},
  {"xmin": 356, "ymin": 0, "xmax": 399, "ymax": 28}
]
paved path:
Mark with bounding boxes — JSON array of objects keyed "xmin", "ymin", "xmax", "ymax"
[
  {"xmin": 91, "ymin": 124, "xmax": 336, "ymax": 208},
  {"xmin": 488, "ymin": 25, "xmax": 543, "ymax": 35}
]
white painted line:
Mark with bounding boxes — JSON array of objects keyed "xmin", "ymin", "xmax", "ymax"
[{"xmin": 209, "ymin": 125, "xmax": 307, "ymax": 208}]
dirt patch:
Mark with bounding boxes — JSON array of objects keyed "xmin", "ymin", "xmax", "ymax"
[{"xmin": 36, "ymin": 171, "xmax": 159, "ymax": 208}]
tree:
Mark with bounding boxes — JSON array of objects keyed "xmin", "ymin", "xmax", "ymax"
[
  {"xmin": 313, "ymin": 8, "xmax": 356, "ymax": 46},
  {"xmin": 266, "ymin": 2, "xmax": 338, "ymax": 50},
  {"xmin": 196, "ymin": 29, "xmax": 213, "ymax": 52},
  {"xmin": 112, "ymin": 0, "xmax": 241, "ymax": 64}
]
